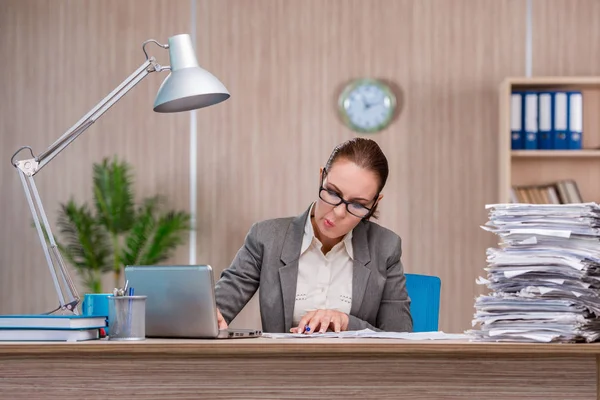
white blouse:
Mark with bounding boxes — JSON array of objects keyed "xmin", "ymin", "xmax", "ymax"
[{"xmin": 292, "ymin": 204, "xmax": 354, "ymax": 327}]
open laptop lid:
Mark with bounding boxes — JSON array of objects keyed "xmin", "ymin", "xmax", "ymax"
[{"xmin": 124, "ymin": 265, "xmax": 221, "ymax": 338}]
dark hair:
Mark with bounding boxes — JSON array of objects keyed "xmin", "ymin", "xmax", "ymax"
[{"xmin": 323, "ymin": 137, "xmax": 389, "ymax": 219}]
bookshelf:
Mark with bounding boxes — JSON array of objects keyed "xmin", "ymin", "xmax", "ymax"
[
  {"xmin": 499, "ymin": 77, "xmax": 600, "ymax": 204},
  {"xmin": 512, "ymin": 150, "xmax": 600, "ymax": 158}
]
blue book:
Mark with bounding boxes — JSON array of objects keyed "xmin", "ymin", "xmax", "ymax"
[
  {"xmin": 511, "ymin": 92, "xmax": 524, "ymax": 150},
  {"xmin": 567, "ymin": 91, "xmax": 583, "ymax": 150},
  {"xmin": 523, "ymin": 92, "xmax": 538, "ymax": 150},
  {"xmin": 0, "ymin": 314, "xmax": 106, "ymax": 330},
  {"xmin": 554, "ymin": 92, "xmax": 569, "ymax": 149},
  {"xmin": 0, "ymin": 328, "xmax": 100, "ymax": 342},
  {"xmin": 537, "ymin": 92, "xmax": 554, "ymax": 149}
]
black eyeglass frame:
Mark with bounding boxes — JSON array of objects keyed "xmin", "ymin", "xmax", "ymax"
[{"xmin": 318, "ymin": 169, "xmax": 379, "ymax": 219}]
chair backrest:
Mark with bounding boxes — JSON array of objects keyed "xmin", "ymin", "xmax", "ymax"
[{"xmin": 404, "ymin": 273, "xmax": 441, "ymax": 332}]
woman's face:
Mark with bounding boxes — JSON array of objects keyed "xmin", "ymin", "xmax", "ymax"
[{"xmin": 313, "ymin": 159, "xmax": 382, "ymax": 240}]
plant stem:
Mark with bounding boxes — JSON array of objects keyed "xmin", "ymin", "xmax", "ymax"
[
  {"xmin": 91, "ymin": 274, "xmax": 102, "ymax": 293},
  {"xmin": 111, "ymin": 232, "xmax": 121, "ymax": 288}
]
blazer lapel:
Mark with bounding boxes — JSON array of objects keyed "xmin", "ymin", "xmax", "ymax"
[
  {"xmin": 350, "ymin": 221, "xmax": 371, "ymax": 316},
  {"xmin": 279, "ymin": 206, "xmax": 311, "ymax": 332}
]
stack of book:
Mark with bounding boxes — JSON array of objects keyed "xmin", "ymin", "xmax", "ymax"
[
  {"xmin": 511, "ymin": 179, "xmax": 582, "ymax": 204},
  {"xmin": 470, "ymin": 202, "xmax": 600, "ymax": 343},
  {"xmin": 0, "ymin": 314, "xmax": 106, "ymax": 341}
]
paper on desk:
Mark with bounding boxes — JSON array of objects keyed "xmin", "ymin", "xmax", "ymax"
[
  {"xmin": 354, "ymin": 330, "xmax": 470, "ymax": 340},
  {"xmin": 509, "ymin": 228, "xmax": 572, "ymax": 239},
  {"xmin": 262, "ymin": 329, "xmax": 469, "ymax": 340}
]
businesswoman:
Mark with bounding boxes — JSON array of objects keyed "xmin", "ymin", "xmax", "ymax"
[{"xmin": 215, "ymin": 137, "xmax": 413, "ymax": 334}]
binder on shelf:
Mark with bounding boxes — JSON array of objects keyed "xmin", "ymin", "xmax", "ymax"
[
  {"xmin": 553, "ymin": 91, "xmax": 569, "ymax": 149},
  {"xmin": 510, "ymin": 92, "xmax": 524, "ymax": 150},
  {"xmin": 568, "ymin": 91, "xmax": 583, "ymax": 150},
  {"xmin": 537, "ymin": 92, "xmax": 554, "ymax": 149},
  {"xmin": 523, "ymin": 92, "xmax": 538, "ymax": 150}
]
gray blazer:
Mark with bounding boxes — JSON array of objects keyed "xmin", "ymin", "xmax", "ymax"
[{"xmin": 215, "ymin": 205, "xmax": 413, "ymax": 333}]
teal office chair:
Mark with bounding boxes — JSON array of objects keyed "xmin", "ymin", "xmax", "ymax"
[{"xmin": 404, "ymin": 273, "xmax": 441, "ymax": 332}]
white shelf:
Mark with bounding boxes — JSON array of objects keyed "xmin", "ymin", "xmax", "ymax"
[{"xmin": 512, "ymin": 150, "xmax": 600, "ymax": 158}]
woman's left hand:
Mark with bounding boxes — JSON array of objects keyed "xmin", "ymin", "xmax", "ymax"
[{"xmin": 291, "ymin": 309, "xmax": 349, "ymax": 334}]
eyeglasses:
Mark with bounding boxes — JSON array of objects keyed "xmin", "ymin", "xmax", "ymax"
[{"xmin": 318, "ymin": 170, "xmax": 377, "ymax": 218}]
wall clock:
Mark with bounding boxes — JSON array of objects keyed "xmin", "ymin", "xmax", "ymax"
[{"xmin": 337, "ymin": 78, "xmax": 397, "ymax": 133}]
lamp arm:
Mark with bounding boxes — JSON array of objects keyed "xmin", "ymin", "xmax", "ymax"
[
  {"xmin": 10, "ymin": 52, "xmax": 168, "ymax": 315},
  {"xmin": 17, "ymin": 168, "xmax": 79, "ymax": 314},
  {"xmin": 14, "ymin": 58, "xmax": 157, "ymax": 176}
]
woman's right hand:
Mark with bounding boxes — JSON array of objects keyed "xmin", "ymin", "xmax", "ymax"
[{"xmin": 217, "ymin": 308, "xmax": 228, "ymax": 329}]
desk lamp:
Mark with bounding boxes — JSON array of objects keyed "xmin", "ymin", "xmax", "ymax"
[{"xmin": 10, "ymin": 33, "xmax": 229, "ymax": 315}]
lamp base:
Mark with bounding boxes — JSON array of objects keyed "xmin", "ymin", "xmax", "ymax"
[{"xmin": 43, "ymin": 302, "xmax": 79, "ymax": 316}]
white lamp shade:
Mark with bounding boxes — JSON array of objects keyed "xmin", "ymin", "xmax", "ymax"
[{"xmin": 153, "ymin": 34, "xmax": 230, "ymax": 113}]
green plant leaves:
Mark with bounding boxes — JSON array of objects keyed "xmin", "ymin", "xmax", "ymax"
[
  {"xmin": 136, "ymin": 210, "xmax": 191, "ymax": 265},
  {"xmin": 93, "ymin": 157, "xmax": 135, "ymax": 234},
  {"xmin": 53, "ymin": 157, "xmax": 191, "ymax": 293},
  {"xmin": 56, "ymin": 200, "xmax": 112, "ymax": 292},
  {"xmin": 122, "ymin": 196, "xmax": 191, "ymax": 266},
  {"xmin": 121, "ymin": 196, "xmax": 160, "ymax": 266}
]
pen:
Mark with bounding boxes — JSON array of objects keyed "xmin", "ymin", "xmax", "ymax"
[{"xmin": 127, "ymin": 287, "xmax": 134, "ymax": 336}]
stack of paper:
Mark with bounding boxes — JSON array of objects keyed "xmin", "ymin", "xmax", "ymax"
[{"xmin": 469, "ymin": 202, "xmax": 600, "ymax": 343}]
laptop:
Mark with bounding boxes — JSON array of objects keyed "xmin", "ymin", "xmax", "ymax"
[{"xmin": 124, "ymin": 265, "xmax": 262, "ymax": 339}]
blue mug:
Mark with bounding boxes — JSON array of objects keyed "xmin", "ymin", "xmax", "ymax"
[{"xmin": 82, "ymin": 293, "xmax": 112, "ymax": 335}]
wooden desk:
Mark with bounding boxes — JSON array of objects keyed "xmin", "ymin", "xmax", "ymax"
[{"xmin": 1, "ymin": 338, "xmax": 599, "ymax": 399}]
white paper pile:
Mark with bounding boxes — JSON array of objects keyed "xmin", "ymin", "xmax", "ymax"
[{"xmin": 469, "ymin": 202, "xmax": 600, "ymax": 343}]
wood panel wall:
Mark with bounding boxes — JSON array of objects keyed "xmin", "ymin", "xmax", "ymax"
[
  {"xmin": 532, "ymin": 0, "xmax": 600, "ymax": 77},
  {"xmin": 0, "ymin": 0, "xmax": 192, "ymax": 313},
  {"xmin": 3, "ymin": 0, "xmax": 594, "ymax": 334}
]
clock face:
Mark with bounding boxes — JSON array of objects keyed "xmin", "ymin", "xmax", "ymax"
[{"xmin": 338, "ymin": 79, "xmax": 397, "ymax": 133}]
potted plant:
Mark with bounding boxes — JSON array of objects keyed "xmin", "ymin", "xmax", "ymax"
[{"xmin": 55, "ymin": 157, "xmax": 191, "ymax": 293}]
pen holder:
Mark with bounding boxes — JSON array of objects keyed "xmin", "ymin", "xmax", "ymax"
[{"xmin": 108, "ymin": 295, "xmax": 147, "ymax": 341}]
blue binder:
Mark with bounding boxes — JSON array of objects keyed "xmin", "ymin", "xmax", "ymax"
[
  {"xmin": 567, "ymin": 91, "xmax": 583, "ymax": 150},
  {"xmin": 554, "ymin": 92, "xmax": 569, "ymax": 149},
  {"xmin": 537, "ymin": 92, "xmax": 554, "ymax": 149},
  {"xmin": 510, "ymin": 92, "xmax": 524, "ymax": 150},
  {"xmin": 523, "ymin": 92, "xmax": 538, "ymax": 150}
]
